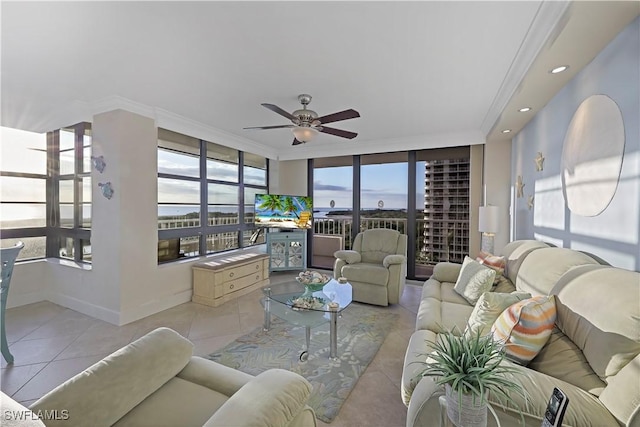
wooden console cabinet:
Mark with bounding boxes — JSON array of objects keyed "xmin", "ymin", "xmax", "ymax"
[{"xmin": 192, "ymin": 252, "xmax": 269, "ymax": 307}]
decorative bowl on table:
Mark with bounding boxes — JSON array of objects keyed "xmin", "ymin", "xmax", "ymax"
[
  {"xmin": 295, "ymin": 270, "xmax": 331, "ymax": 292},
  {"xmin": 287, "ymin": 295, "xmax": 327, "ymax": 310}
]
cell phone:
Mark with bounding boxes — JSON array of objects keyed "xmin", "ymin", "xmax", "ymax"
[{"xmin": 541, "ymin": 387, "xmax": 569, "ymax": 427}]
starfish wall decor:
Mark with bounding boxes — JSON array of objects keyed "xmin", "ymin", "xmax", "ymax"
[
  {"xmin": 535, "ymin": 152, "xmax": 545, "ymax": 172},
  {"xmin": 516, "ymin": 175, "xmax": 525, "ymax": 198}
]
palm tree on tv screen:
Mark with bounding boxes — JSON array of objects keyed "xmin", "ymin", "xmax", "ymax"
[
  {"xmin": 258, "ymin": 195, "xmax": 284, "ymax": 215},
  {"xmin": 284, "ymin": 196, "xmax": 313, "ymax": 219}
]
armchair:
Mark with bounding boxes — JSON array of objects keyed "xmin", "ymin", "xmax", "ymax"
[
  {"xmin": 22, "ymin": 327, "xmax": 316, "ymax": 427},
  {"xmin": 333, "ymin": 228, "xmax": 407, "ymax": 306}
]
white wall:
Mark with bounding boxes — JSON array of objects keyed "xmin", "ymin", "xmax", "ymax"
[
  {"xmin": 483, "ymin": 140, "xmax": 512, "ymax": 253},
  {"xmin": 511, "ymin": 17, "xmax": 640, "ymax": 270},
  {"xmin": 273, "ymin": 159, "xmax": 308, "ymax": 196},
  {"xmin": 8, "ymin": 110, "xmax": 207, "ymax": 324}
]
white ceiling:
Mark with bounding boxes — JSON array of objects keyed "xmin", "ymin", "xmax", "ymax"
[{"xmin": 2, "ymin": 1, "xmax": 638, "ymax": 161}]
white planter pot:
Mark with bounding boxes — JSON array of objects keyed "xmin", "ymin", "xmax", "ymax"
[{"xmin": 445, "ymin": 383, "xmax": 488, "ymax": 427}]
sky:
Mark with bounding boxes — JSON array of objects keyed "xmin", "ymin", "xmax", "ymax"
[
  {"xmin": 313, "ymin": 163, "xmax": 425, "ymax": 210},
  {"xmin": 2, "ymin": 126, "xmax": 425, "ymax": 222}
]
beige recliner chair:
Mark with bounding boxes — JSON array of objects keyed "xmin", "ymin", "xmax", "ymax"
[
  {"xmin": 333, "ymin": 228, "xmax": 407, "ymax": 306},
  {"xmin": 18, "ymin": 327, "xmax": 316, "ymax": 427}
]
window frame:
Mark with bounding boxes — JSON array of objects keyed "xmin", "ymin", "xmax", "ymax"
[
  {"xmin": 0, "ymin": 123, "xmax": 91, "ymax": 263},
  {"xmin": 157, "ymin": 130, "xmax": 268, "ymax": 263}
]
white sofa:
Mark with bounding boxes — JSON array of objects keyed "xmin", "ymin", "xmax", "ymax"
[
  {"xmin": 401, "ymin": 240, "xmax": 640, "ymax": 427},
  {"xmin": 3, "ymin": 327, "xmax": 316, "ymax": 427}
]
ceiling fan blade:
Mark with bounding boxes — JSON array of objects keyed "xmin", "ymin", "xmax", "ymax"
[
  {"xmin": 315, "ymin": 109, "xmax": 360, "ymax": 125},
  {"xmin": 243, "ymin": 125, "xmax": 294, "ymax": 130},
  {"xmin": 262, "ymin": 103, "xmax": 296, "ymax": 121},
  {"xmin": 292, "ymin": 138, "xmax": 304, "ymax": 145},
  {"xmin": 319, "ymin": 126, "xmax": 358, "ymax": 139}
]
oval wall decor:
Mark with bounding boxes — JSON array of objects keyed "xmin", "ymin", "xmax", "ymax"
[{"xmin": 561, "ymin": 94, "xmax": 625, "ymax": 217}]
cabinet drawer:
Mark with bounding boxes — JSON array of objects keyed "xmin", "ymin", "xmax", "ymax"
[
  {"xmin": 224, "ymin": 270, "xmax": 265, "ymax": 295},
  {"xmin": 223, "ymin": 261, "xmax": 263, "ymax": 280}
]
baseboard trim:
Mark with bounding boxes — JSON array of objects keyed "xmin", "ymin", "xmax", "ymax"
[
  {"xmin": 6, "ymin": 292, "xmax": 45, "ymax": 309},
  {"xmin": 47, "ymin": 292, "xmax": 121, "ymax": 325},
  {"xmin": 118, "ymin": 289, "xmax": 193, "ymax": 325}
]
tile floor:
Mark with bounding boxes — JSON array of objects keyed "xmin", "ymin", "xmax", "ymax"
[{"xmin": 1, "ymin": 271, "xmax": 423, "ymax": 427}]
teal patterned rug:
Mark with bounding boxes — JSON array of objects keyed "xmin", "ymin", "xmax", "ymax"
[{"xmin": 207, "ymin": 303, "xmax": 397, "ymax": 423}]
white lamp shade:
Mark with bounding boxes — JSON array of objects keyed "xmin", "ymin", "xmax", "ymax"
[
  {"xmin": 478, "ymin": 205, "xmax": 499, "ymax": 233},
  {"xmin": 292, "ymin": 126, "xmax": 318, "ymax": 143}
]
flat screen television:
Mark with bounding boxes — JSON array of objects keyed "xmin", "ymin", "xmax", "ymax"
[{"xmin": 254, "ymin": 194, "xmax": 313, "ymax": 229}]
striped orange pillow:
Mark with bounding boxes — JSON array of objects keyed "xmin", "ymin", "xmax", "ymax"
[
  {"xmin": 491, "ymin": 295, "xmax": 556, "ymax": 365},
  {"xmin": 476, "ymin": 251, "xmax": 506, "ymax": 279}
]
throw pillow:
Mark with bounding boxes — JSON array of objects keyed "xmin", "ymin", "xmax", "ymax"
[
  {"xmin": 464, "ymin": 291, "xmax": 532, "ymax": 338},
  {"xmin": 476, "ymin": 251, "xmax": 506, "ymax": 284},
  {"xmin": 491, "ymin": 295, "xmax": 557, "ymax": 365},
  {"xmin": 453, "ymin": 256, "xmax": 496, "ymax": 305}
]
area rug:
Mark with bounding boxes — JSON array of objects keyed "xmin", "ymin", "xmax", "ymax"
[{"xmin": 207, "ymin": 303, "xmax": 397, "ymax": 423}]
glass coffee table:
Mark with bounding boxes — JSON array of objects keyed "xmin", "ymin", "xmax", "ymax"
[{"xmin": 262, "ymin": 278, "xmax": 352, "ymax": 361}]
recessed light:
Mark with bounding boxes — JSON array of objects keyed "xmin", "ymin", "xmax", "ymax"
[
  {"xmin": 501, "ymin": 129, "xmax": 512, "ymax": 134},
  {"xmin": 519, "ymin": 107, "xmax": 532, "ymax": 113},
  {"xmin": 550, "ymin": 65, "xmax": 569, "ymax": 74}
]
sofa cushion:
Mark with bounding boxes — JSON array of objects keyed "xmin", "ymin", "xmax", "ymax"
[
  {"xmin": 421, "ymin": 279, "xmax": 469, "ymax": 305},
  {"xmin": 500, "ymin": 240, "xmax": 549, "ymax": 283},
  {"xmin": 515, "ymin": 248, "xmax": 599, "ymax": 296},
  {"xmin": 113, "ymin": 377, "xmax": 228, "ymax": 427},
  {"xmin": 341, "ymin": 262, "xmax": 389, "ymax": 286},
  {"xmin": 552, "ymin": 266, "xmax": 640, "ymax": 382},
  {"xmin": 464, "ymin": 291, "xmax": 531, "ymax": 338},
  {"xmin": 359, "ymin": 229, "xmax": 401, "ymax": 264},
  {"xmin": 453, "ymin": 256, "xmax": 496, "ymax": 305},
  {"xmin": 30, "ymin": 327, "xmax": 193, "ymax": 427},
  {"xmin": 416, "ymin": 298, "xmax": 474, "ymax": 333},
  {"xmin": 484, "ymin": 360, "xmax": 620, "ymax": 427},
  {"xmin": 491, "ymin": 295, "xmax": 556, "ymax": 365},
  {"xmin": 528, "ymin": 327, "xmax": 606, "ymax": 396}
]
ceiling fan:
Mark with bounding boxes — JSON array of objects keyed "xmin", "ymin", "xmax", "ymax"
[{"xmin": 244, "ymin": 94, "xmax": 360, "ymax": 145}]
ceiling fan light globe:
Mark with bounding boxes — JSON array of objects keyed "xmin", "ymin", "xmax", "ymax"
[{"xmin": 292, "ymin": 126, "xmax": 318, "ymax": 143}]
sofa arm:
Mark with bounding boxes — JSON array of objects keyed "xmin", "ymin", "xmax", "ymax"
[
  {"xmin": 30, "ymin": 327, "xmax": 193, "ymax": 427},
  {"xmin": 432, "ymin": 262, "xmax": 462, "ymax": 283},
  {"xmin": 383, "ymin": 254, "xmax": 406, "ymax": 268},
  {"xmin": 204, "ymin": 369, "xmax": 314, "ymax": 427},
  {"xmin": 177, "ymin": 356, "xmax": 254, "ymax": 397},
  {"xmin": 334, "ymin": 250, "xmax": 361, "ymax": 264}
]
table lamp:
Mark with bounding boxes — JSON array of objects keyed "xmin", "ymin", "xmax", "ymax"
[{"xmin": 478, "ymin": 205, "xmax": 499, "ymax": 254}]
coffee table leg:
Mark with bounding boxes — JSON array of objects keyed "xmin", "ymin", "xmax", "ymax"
[
  {"xmin": 263, "ymin": 287, "xmax": 271, "ymax": 331},
  {"xmin": 329, "ymin": 310, "xmax": 338, "ymax": 360}
]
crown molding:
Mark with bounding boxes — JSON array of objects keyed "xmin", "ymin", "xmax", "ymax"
[
  {"xmin": 480, "ymin": 0, "xmax": 572, "ymax": 136},
  {"xmin": 275, "ymin": 129, "xmax": 485, "ymax": 161}
]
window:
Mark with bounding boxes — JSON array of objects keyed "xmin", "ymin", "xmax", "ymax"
[
  {"xmin": 51, "ymin": 124, "xmax": 93, "ymax": 262},
  {"xmin": 311, "ymin": 147, "xmax": 471, "ymax": 280},
  {"xmin": 0, "ymin": 123, "xmax": 92, "ymax": 262},
  {"xmin": 0, "ymin": 127, "xmax": 48, "ymax": 260},
  {"xmin": 157, "ymin": 129, "xmax": 268, "ymax": 263}
]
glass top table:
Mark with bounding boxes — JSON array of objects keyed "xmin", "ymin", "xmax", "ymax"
[{"xmin": 261, "ymin": 278, "xmax": 353, "ymax": 360}]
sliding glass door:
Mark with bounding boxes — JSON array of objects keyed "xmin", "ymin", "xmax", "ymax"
[{"xmin": 310, "ymin": 147, "xmax": 471, "ymax": 281}]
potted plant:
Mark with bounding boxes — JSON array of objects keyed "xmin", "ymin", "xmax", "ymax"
[{"xmin": 415, "ymin": 329, "xmax": 527, "ymax": 427}]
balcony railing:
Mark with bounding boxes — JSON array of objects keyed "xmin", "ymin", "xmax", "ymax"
[
  {"xmin": 313, "ymin": 217, "xmax": 468, "ymax": 266},
  {"xmin": 157, "ymin": 216, "xmax": 469, "ymax": 271}
]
